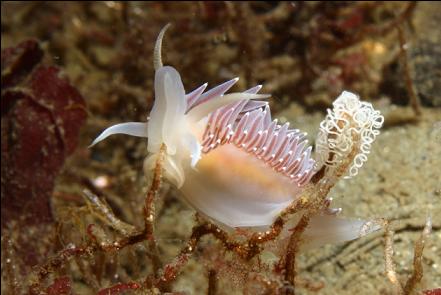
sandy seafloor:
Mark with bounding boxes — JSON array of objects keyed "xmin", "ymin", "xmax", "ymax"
[{"xmin": 1, "ymin": 2, "xmax": 440, "ymax": 294}]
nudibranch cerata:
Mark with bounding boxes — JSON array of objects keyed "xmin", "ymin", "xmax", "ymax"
[{"xmin": 91, "ymin": 25, "xmax": 384, "ymax": 245}]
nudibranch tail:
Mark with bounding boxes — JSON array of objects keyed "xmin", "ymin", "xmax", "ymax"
[{"xmin": 291, "ymin": 214, "xmax": 382, "ymax": 249}]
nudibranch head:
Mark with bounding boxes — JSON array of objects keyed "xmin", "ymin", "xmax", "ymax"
[{"xmin": 90, "ymin": 25, "xmax": 269, "ymax": 188}]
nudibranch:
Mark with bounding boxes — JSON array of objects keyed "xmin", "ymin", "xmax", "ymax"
[{"xmin": 91, "ymin": 25, "xmax": 384, "ymax": 244}]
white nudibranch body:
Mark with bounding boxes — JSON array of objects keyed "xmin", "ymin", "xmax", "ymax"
[
  {"xmin": 182, "ymin": 95, "xmax": 316, "ymax": 227},
  {"xmin": 91, "ymin": 25, "xmax": 384, "ymax": 246}
]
